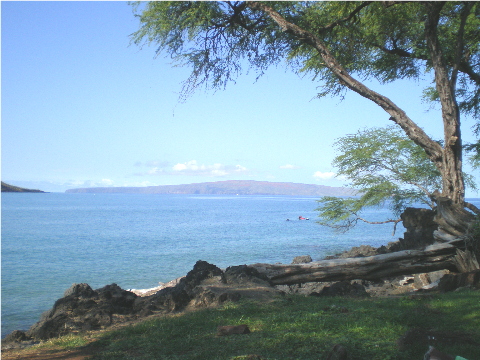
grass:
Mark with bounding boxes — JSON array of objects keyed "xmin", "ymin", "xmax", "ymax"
[
  {"xmin": 36, "ymin": 333, "xmax": 92, "ymax": 350},
  {"xmin": 12, "ymin": 289, "xmax": 480, "ymax": 360}
]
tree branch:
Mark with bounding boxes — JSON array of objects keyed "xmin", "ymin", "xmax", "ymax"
[
  {"xmin": 356, "ymin": 216, "xmax": 402, "ymax": 235},
  {"xmin": 246, "ymin": 1, "xmax": 444, "ymax": 170},
  {"xmin": 317, "ymin": 2, "xmax": 372, "ymax": 33},
  {"xmin": 371, "ymin": 44, "xmax": 480, "ymax": 86},
  {"xmin": 451, "ymin": 2, "xmax": 475, "ymax": 92},
  {"xmin": 464, "ymin": 201, "xmax": 480, "ymax": 215}
]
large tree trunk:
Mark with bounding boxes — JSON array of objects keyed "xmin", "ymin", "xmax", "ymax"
[
  {"xmin": 249, "ymin": 242, "xmax": 461, "ymax": 286},
  {"xmin": 424, "ymin": 2, "xmax": 465, "ymax": 204}
]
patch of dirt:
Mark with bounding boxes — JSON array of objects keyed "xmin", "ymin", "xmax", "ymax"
[{"xmin": 1, "ymin": 342, "xmax": 99, "ymax": 360}]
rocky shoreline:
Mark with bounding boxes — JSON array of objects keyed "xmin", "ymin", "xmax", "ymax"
[
  {"xmin": 3, "ymin": 250, "xmax": 479, "ymax": 351},
  {"xmin": 3, "ymin": 208, "xmax": 480, "ymax": 350}
]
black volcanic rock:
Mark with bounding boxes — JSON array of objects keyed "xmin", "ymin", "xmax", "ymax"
[
  {"xmin": 3, "ymin": 261, "xmax": 277, "ymax": 344},
  {"xmin": 25, "ymin": 283, "xmax": 137, "ymax": 340}
]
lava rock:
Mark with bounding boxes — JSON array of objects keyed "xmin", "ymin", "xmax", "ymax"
[
  {"xmin": 292, "ymin": 255, "xmax": 312, "ymax": 264},
  {"xmin": 311, "ymin": 281, "xmax": 369, "ymax": 297}
]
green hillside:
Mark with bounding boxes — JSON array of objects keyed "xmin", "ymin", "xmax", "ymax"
[{"xmin": 1, "ymin": 182, "xmax": 45, "ymax": 193}]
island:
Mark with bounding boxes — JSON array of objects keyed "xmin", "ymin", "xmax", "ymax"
[{"xmin": 65, "ymin": 180, "xmax": 355, "ymax": 196}]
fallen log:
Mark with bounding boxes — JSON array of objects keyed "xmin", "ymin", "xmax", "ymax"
[{"xmin": 249, "ymin": 242, "xmax": 460, "ymax": 285}]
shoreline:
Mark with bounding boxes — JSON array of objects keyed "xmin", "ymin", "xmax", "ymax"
[
  {"xmin": 128, "ymin": 276, "xmax": 185, "ymax": 297},
  {"xmin": 0, "ymin": 244, "xmax": 444, "ymax": 342}
]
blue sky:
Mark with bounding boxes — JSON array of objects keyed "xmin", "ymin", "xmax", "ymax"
[{"xmin": 2, "ymin": 1, "xmax": 478, "ymax": 195}]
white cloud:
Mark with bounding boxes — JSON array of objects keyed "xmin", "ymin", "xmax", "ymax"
[
  {"xmin": 100, "ymin": 179, "xmax": 115, "ymax": 186},
  {"xmin": 148, "ymin": 167, "xmax": 165, "ymax": 175},
  {"xmin": 313, "ymin": 171, "xmax": 336, "ymax": 180},
  {"xmin": 235, "ymin": 165, "xmax": 247, "ymax": 172},
  {"xmin": 145, "ymin": 160, "xmax": 250, "ymax": 177},
  {"xmin": 135, "ymin": 159, "xmax": 250, "ymax": 177},
  {"xmin": 280, "ymin": 164, "xmax": 300, "ymax": 170}
]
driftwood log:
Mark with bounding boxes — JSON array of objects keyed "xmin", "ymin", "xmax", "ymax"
[
  {"xmin": 249, "ymin": 242, "xmax": 462, "ymax": 285},
  {"xmin": 248, "ymin": 197, "xmax": 480, "ymax": 286}
]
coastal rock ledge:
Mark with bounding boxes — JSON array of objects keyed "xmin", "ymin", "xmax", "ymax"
[
  {"xmin": 4, "ymin": 257, "xmax": 480, "ymax": 348},
  {"xmin": 3, "ymin": 261, "xmax": 277, "ymax": 347}
]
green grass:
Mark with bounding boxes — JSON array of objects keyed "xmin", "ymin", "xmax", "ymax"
[
  {"xmin": 36, "ymin": 333, "xmax": 91, "ymax": 350},
  {"xmin": 14, "ymin": 290, "xmax": 479, "ymax": 360},
  {"xmin": 81, "ymin": 289, "xmax": 480, "ymax": 360}
]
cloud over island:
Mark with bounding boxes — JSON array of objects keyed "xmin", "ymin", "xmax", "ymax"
[
  {"xmin": 313, "ymin": 171, "xmax": 336, "ymax": 180},
  {"xmin": 137, "ymin": 160, "xmax": 250, "ymax": 177}
]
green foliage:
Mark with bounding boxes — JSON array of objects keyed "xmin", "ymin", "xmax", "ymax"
[
  {"xmin": 131, "ymin": 1, "xmax": 479, "ymax": 116},
  {"xmin": 465, "ymin": 138, "xmax": 480, "ymax": 169},
  {"xmin": 316, "ymin": 126, "xmax": 442, "ymax": 231},
  {"xmin": 130, "ymin": 1, "xmax": 294, "ymax": 100}
]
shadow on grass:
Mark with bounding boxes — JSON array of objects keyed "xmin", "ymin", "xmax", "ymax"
[{"xmin": 85, "ymin": 290, "xmax": 479, "ymax": 360}]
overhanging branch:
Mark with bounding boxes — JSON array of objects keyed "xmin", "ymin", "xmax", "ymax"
[{"xmin": 246, "ymin": 1, "xmax": 444, "ymax": 170}]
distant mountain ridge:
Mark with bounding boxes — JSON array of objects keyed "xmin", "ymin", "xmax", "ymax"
[{"xmin": 65, "ymin": 180, "xmax": 355, "ymax": 196}]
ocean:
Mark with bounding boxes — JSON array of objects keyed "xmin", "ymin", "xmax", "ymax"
[{"xmin": 2, "ymin": 193, "xmax": 478, "ymax": 338}]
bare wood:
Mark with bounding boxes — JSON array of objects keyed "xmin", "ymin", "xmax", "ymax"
[
  {"xmin": 434, "ymin": 196, "xmax": 475, "ymax": 237},
  {"xmin": 249, "ymin": 243, "xmax": 458, "ymax": 285},
  {"xmin": 453, "ymin": 249, "xmax": 480, "ymax": 273}
]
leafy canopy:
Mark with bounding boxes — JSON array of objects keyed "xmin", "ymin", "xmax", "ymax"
[
  {"xmin": 131, "ymin": 1, "xmax": 479, "ymax": 179},
  {"xmin": 316, "ymin": 127, "xmax": 440, "ymax": 232},
  {"xmin": 131, "ymin": 1, "xmax": 480, "ymax": 117},
  {"xmin": 316, "ymin": 126, "xmax": 477, "ymax": 231}
]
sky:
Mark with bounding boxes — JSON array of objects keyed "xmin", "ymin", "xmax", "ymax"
[{"xmin": 1, "ymin": 1, "xmax": 479, "ymax": 196}]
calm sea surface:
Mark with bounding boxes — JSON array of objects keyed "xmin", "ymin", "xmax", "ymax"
[{"xmin": 2, "ymin": 193, "xmax": 478, "ymax": 338}]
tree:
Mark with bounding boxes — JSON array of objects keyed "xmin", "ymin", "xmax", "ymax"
[
  {"xmin": 316, "ymin": 126, "xmax": 441, "ymax": 232},
  {"xmin": 131, "ymin": 1, "xmax": 480, "ymax": 235}
]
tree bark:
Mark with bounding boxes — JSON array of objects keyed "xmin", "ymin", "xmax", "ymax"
[
  {"xmin": 424, "ymin": 2, "xmax": 465, "ymax": 204},
  {"xmin": 249, "ymin": 242, "xmax": 459, "ymax": 285},
  {"xmin": 433, "ymin": 195, "xmax": 475, "ymax": 238}
]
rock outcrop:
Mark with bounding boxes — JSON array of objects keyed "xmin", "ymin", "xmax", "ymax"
[
  {"xmin": 292, "ymin": 255, "xmax": 313, "ymax": 264},
  {"xmin": 437, "ymin": 269, "xmax": 480, "ymax": 292},
  {"xmin": 391, "ymin": 207, "xmax": 438, "ymax": 251},
  {"xmin": 3, "ymin": 260, "xmax": 279, "ymax": 346},
  {"xmin": 26, "ymin": 283, "xmax": 137, "ymax": 340},
  {"xmin": 310, "ymin": 281, "xmax": 369, "ymax": 297},
  {"xmin": 5, "ymin": 254, "xmax": 478, "ymax": 348}
]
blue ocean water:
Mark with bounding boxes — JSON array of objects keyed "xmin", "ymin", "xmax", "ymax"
[{"xmin": 2, "ymin": 193, "xmax": 478, "ymax": 338}]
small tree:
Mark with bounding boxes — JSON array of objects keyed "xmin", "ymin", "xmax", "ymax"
[{"xmin": 316, "ymin": 126, "xmax": 476, "ymax": 233}]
